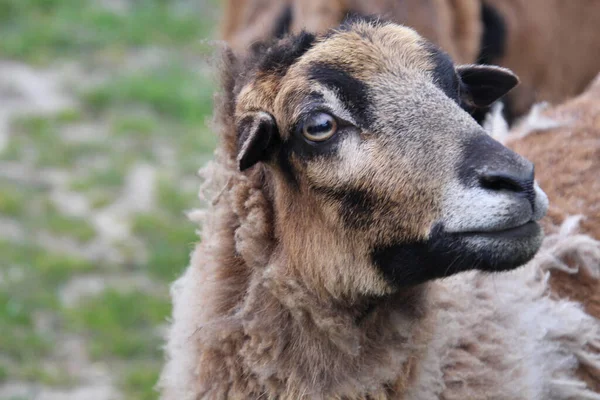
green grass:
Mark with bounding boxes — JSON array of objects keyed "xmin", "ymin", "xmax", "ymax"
[
  {"xmin": 0, "ymin": 289, "xmax": 53, "ymax": 372},
  {"xmin": 10, "ymin": 114, "xmax": 113, "ymax": 168},
  {"xmin": 42, "ymin": 213, "xmax": 97, "ymax": 243},
  {"xmin": 0, "ymin": 185, "xmax": 29, "ymax": 216},
  {"xmin": 0, "ymin": 241, "xmax": 95, "ymax": 288},
  {"xmin": 132, "ymin": 212, "xmax": 197, "ymax": 281},
  {"xmin": 111, "ymin": 114, "xmax": 159, "ymax": 137},
  {"xmin": 0, "ymin": 0, "xmax": 217, "ymax": 64},
  {"xmin": 0, "ymin": 240, "xmax": 96, "ymax": 374},
  {"xmin": 122, "ymin": 363, "xmax": 161, "ymax": 400},
  {"xmin": 66, "ymin": 289, "xmax": 170, "ymax": 359},
  {"xmin": 0, "ymin": 364, "xmax": 7, "ymax": 382},
  {"xmin": 0, "ymin": 0, "xmax": 219, "ymax": 396},
  {"xmin": 83, "ymin": 64, "xmax": 215, "ymax": 126}
]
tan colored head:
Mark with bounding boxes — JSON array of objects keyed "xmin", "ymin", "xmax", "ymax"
[{"xmin": 231, "ymin": 19, "xmax": 547, "ymax": 297}]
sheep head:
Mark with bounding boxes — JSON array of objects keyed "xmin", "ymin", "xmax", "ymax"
[{"xmin": 229, "ymin": 19, "xmax": 547, "ymax": 298}]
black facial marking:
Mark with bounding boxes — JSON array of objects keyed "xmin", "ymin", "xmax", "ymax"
[
  {"xmin": 276, "ymin": 143, "xmax": 299, "ymax": 187},
  {"xmin": 371, "ymin": 222, "xmax": 538, "ymax": 287},
  {"xmin": 340, "ymin": 189, "xmax": 376, "ymax": 230},
  {"xmin": 426, "ymin": 43, "xmax": 460, "ymax": 103},
  {"xmin": 255, "ymin": 31, "xmax": 316, "ymax": 77},
  {"xmin": 314, "ymin": 186, "xmax": 376, "ymax": 230},
  {"xmin": 273, "ymin": 5, "xmax": 293, "ymax": 39},
  {"xmin": 477, "ymin": 2, "xmax": 507, "ymax": 65},
  {"xmin": 308, "ymin": 62, "xmax": 373, "ymax": 128}
]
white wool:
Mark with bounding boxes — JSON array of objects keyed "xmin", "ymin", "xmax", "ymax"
[
  {"xmin": 537, "ymin": 215, "xmax": 600, "ymax": 277},
  {"xmin": 509, "ymin": 102, "xmax": 567, "ymax": 140},
  {"xmin": 410, "ymin": 234, "xmax": 600, "ymax": 399},
  {"xmin": 483, "ymin": 101, "xmax": 510, "ymax": 143}
]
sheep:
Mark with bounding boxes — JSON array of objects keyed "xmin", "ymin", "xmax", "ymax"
[
  {"xmin": 221, "ymin": 0, "xmax": 600, "ymax": 122},
  {"xmin": 221, "ymin": 0, "xmax": 481, "ymax": 63},
  {"xmin": 159, "ymin": 20, "xmax": 600, "ymax": 399}
]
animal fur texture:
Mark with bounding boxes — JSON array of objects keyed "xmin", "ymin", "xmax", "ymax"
[
  {"xmin": 221, "ymin": 0, "xmax": 600, "ymax": 122},
  {"xmin": 503, "ymin": 76, "xmax": 600, "ymax": 392},
  {"xmin": 222, "ymin": 0, "xmax": 481, "ymax": 63},
  {"xmin": 160, "ymin": 21, "xmax": 600, "ymax": 399}
]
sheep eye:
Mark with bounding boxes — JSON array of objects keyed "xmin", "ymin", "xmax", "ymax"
[{"xmin": 302, "ymin": 112, "xmax": 337, "ymax": 142}]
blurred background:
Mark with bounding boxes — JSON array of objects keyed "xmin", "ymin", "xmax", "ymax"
[{"xmin": 0, "ymin": 1, "xmax": 220, "ymax": 399}]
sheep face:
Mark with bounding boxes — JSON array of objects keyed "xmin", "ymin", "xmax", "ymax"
[{"xmin": 234, "ymin": 20, "xmax": 548, "ymax": 294}]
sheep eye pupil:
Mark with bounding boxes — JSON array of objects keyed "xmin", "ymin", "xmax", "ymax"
[
  {"xmin": 302, "ymin": 113, "xmax": 337, "ymax": 141},
  {"xmin": 307, "ymin": 119, "xmax": 332, "ymax": 134}
]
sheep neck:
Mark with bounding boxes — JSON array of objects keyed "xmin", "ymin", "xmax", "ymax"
[{"xmin": 233, "ymin": 181, "xmax": 434, "ymax": 395}]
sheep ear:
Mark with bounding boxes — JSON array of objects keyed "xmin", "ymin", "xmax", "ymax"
[
  {"xmin": 457, "ymin": 65, "xmax": 519, "ymax": 107},
  {"xmin": 237, "ymin": 111, "xmax": 277, "ymax": 171}
]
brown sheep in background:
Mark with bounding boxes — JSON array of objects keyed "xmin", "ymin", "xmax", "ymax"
[
  {"xmin": 222, "ymin": 0, "xmax": 482, "ymax": 63},
  {"xmin": 221, "ymin": 0, "xmax": 600, "ymax": 122},
  {"xmin": 160, "ymin": 21, "xmax": 600, "ymax": 399}
]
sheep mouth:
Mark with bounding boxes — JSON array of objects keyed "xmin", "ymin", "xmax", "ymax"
[
  {"xmin": 371, "ymin": 221, "xmax": 544, "ymax": 287},
  {"xmin": 458, "ymin": 220, "xmax": 540, "ymax": 239}
]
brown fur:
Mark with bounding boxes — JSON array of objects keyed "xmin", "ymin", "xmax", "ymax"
[
  {"xmin": 222, "ymin": 0, "xmax": 600, "ymax": 120},
  {"xmin": 160, "ymin": 22, "xmax": 600, "ymax": 399},
  {"xmin": 222, "ymin": 0, "xmax": 481, "ymax": 63}
]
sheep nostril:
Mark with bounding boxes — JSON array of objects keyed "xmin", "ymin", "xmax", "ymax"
[
  {"xmin": 479, "ymin": 170, "xmax": 536, "ymax": 209},
  {"xmin": 480, "ymin": 173, "xmax": 524, "ymax": 193}
]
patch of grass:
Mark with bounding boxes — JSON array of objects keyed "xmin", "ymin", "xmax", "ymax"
[
  {"xmin": 71, "ymin": 164, "xmax": 127, "ymax": 193},
  {"xmin": 0, "ymin": 184, "xmax": 29, "ymax": 217},
  {"xmin": 34, "ymin": 249, "xmax": 95, "ymax": 286},
  {"xmin": 178, "ymin": 124, "xmax": 219, "ymax": 161},
  {"xmin": 88, "ymin": 191, "xmax": 115, "ymax": 210},
  {"xmin": 0, "ymin": 328, "xmax": 51, "ymax": 361},
  {"xmin": 43, "ymin": 212, "xmax": 97, "ymax": 243},
  {"xmin": 156, "ymin": 177, "xmax": 195, "ymax": 217},
  {"xmin": 122, "ymin": 363, "xmax": 161, "ymax": 400},
  {"xmin": 66, "ymin": 289, "xmax": 170, "ymax": 359},
  {"xmin": 83, "ymin": 65, "xmax": 214, "ymax": 126},
  {"xmin": 0, "ymin": 241, "xmax": 95, "ymax": 287},
  {"xmin": 0, "ymin": 291, "xmax": 35, "ymax": 327},
  {"xmin": 0, "ymin": 290, "xmax": 52, "ymax": 362},
  {"xmin": 11, "ymin": 114, "xmax": 112, "ymax": 167},
  {"xmin": 55, "ymin": 108, "xmax": 83, "ymax": 123},
  {"xmin": 12, "ymin": 114, "xmax": 55, "ymax": 136},
  {"xmin": 0, "ymin": 235, "xmax": 96, "ymax": 377},
  {"xmin": 112, "ymin": 114, "xmax": 158, "ymax": 137},
  {"xmin": 132, "ymin": 213, "xmax": 196, "ymax": 281},
  {"xmin": 37, "ymin": 141, "xmax": 110, "ymax": 168},
  {"xmin": 16, "ymin": 363, "xmax": 73, "ymax": 386},
  {"xmin": 0, "ymin": 0, "xmax": 217, "ymax": 64},
  {"xmin": 0, "ymin": 363, "xmax": 7, "ymax": 382}
]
